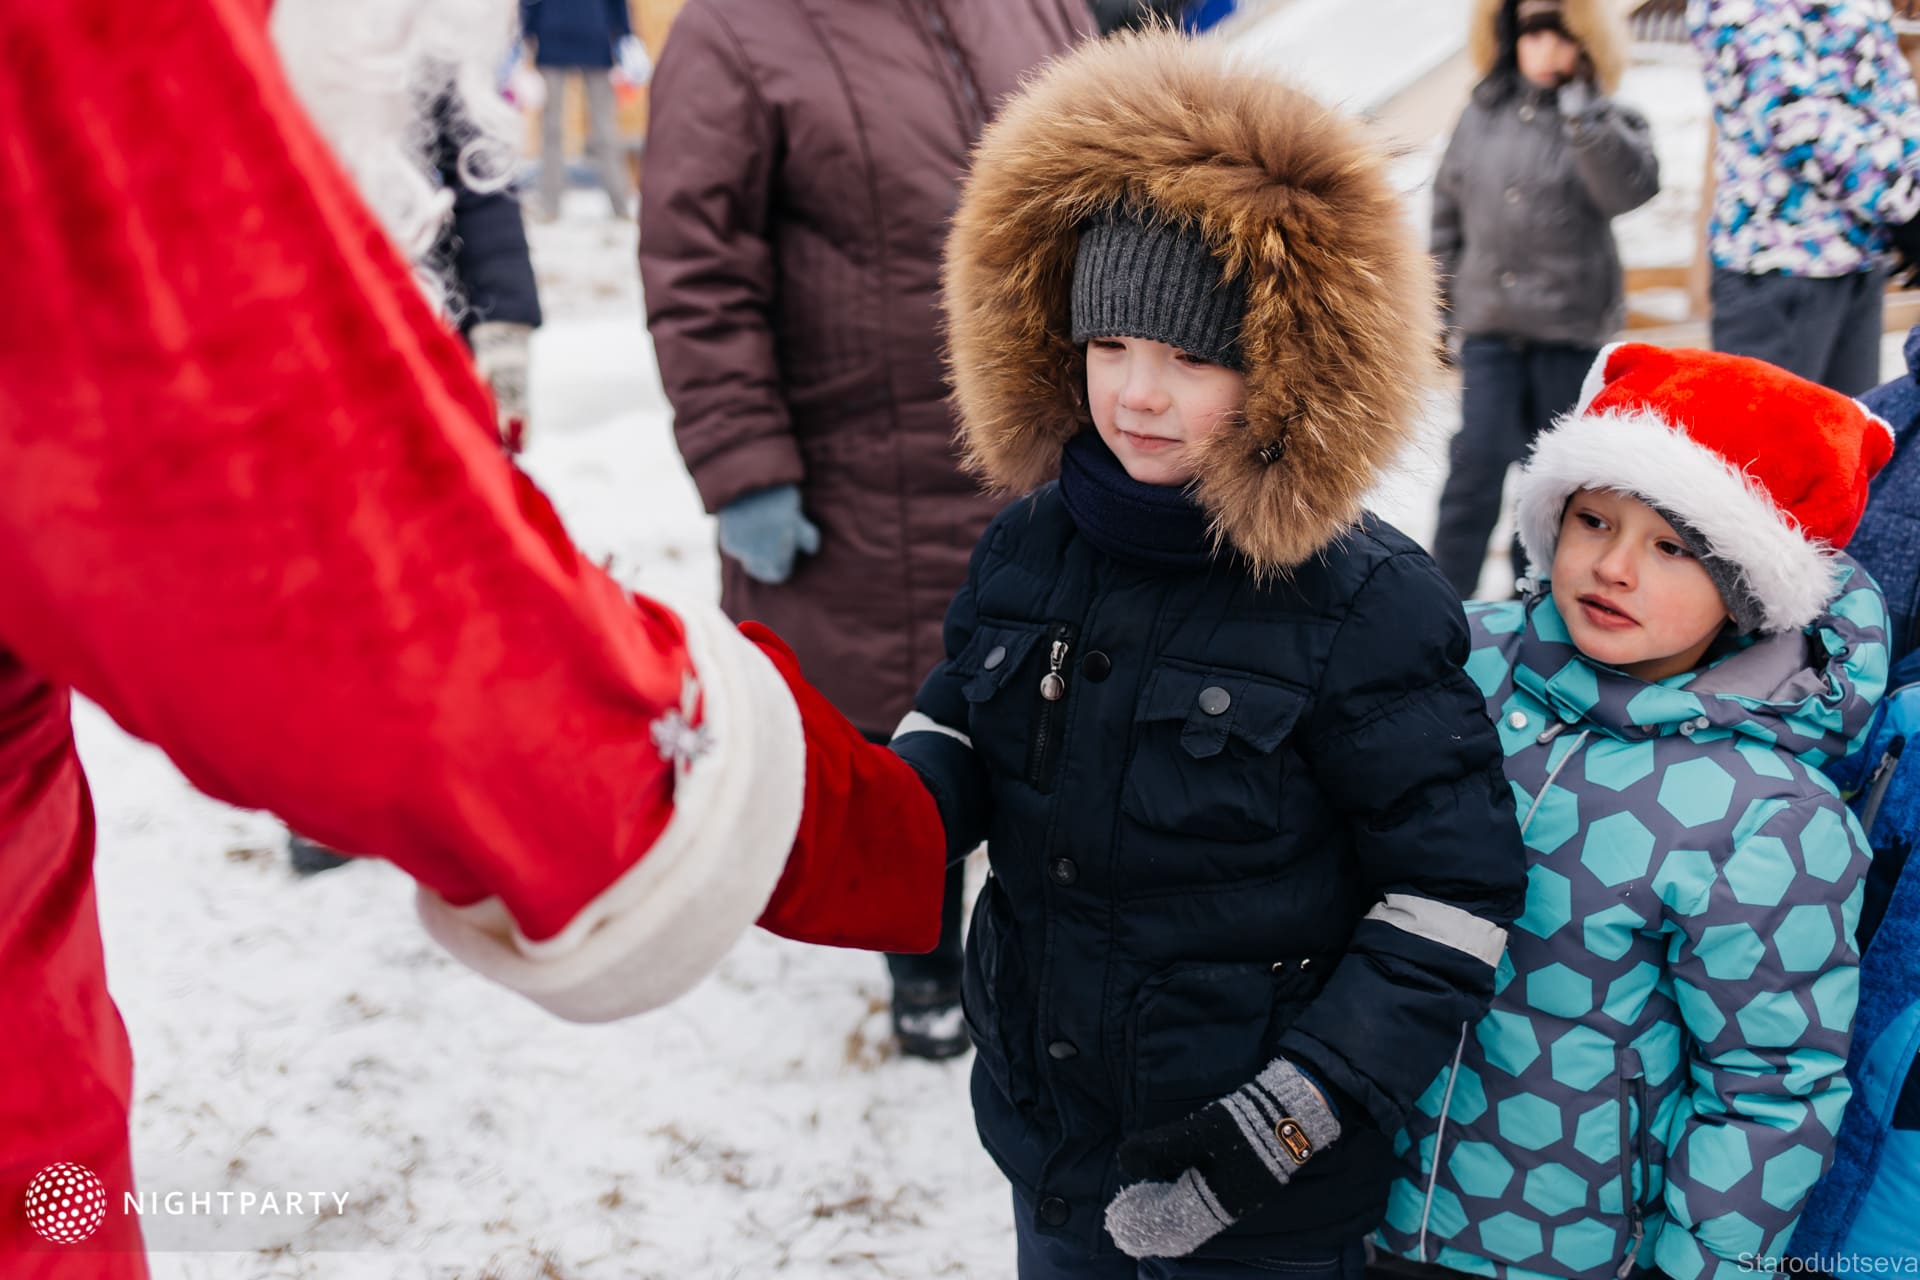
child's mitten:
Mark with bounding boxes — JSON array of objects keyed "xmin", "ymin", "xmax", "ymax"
[{"xmin": 1104, "ymin": 1059, "xmax": 1340, "ymax": 1258}]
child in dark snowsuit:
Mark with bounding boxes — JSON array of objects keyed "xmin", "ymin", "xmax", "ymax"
[
  {"xmin": 887, "ymin": 31, "xmax": 1529, "ymax": 1280},
  {"xmin": 1378, "ymin": 345, "xmax": 1893, "ymax": 1280},
  {"xmin": 1429, "ymin": 0, "xmax": 1658, "ymax": 595}
]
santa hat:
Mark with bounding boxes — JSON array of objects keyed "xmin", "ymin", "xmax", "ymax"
[{"xmin": 1514, "ymin": 343, "xmax": 1896, "ymax": 634}]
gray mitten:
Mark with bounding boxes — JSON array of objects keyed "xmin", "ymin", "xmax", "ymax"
[
  {"xmin": 1104, "ymin": 1058, "xmax": 1341, "ymax": 1259},
  {"xmin": 1556, "ymin": 76, "xmax": 1596, "ymax": 121},
  {"xmin": 717, "ymin": 484, "xmax": 822, "ymax": 585},
  {"xmin": 470, "ymin": 320, "xmax": 533, "ymax": 453}
]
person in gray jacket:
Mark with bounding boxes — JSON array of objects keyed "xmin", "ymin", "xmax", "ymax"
[{"xmin": 1429, "ymin": 0, "xmax": 1658, "ymax": 596}]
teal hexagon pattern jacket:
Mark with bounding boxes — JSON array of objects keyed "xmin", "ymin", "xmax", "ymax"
[{"xmin": 1378, "ymin": 563, "xmax": 1888, "ymax": 1280}]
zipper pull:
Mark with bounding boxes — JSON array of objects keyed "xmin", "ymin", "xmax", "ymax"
[{"xmin": 1040, "ymin": 634, "xmax": 1070, "ymax": 702}]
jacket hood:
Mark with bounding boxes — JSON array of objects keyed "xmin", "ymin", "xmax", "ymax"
[
  {"xmin": 1468, "ymin": 0, "xmax": 1629, "ymax": 94},
  {"xmin": 1499, "ymin": 558, "xmax": 1889, "ymax": 764},
  {"xmin": 942, "ymin": 31, "xmax": 1438, "ymax": 574}
]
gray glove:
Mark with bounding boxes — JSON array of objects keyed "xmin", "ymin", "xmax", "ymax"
[
  {"xmin": 717, "ymin": 484, "xmax": 821, "ymax": 585},
  {"xmin": 1104, "ymin": 1058, "xmax": 1341, "ymax": 1258},
  {"xmin": 470, "ymin": 320, "xmax": 533, "ymax": 453},
  {"xmin": 1556, "ymin": 76, "xmax": 1596, "ymax": 121}
]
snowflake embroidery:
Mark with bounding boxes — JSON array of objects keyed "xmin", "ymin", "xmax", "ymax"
[{"xmin": 651, "ymin": 674, "xmax": 714, "ymax": 772}]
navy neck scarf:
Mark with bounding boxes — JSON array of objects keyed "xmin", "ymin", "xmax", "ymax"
[{"xmin": 1057, "ymin": 430, "xmax": 1217, "ymax": 569}]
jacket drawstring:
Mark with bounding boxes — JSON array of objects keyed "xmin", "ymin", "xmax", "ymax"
[
  {"xmin": 1520, "ymin": 725, "xmax": 1591, "ymax": 833},
  {"xmin": 1417, "ymin": 1023, "xmax": 1470, "ymax": 1261}
]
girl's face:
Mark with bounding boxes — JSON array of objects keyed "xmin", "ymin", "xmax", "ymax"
[
  {"xmin": 1516, "ymin": 27, "xmax": 1582, "ymax": 87},
  {"xmin": 1551, "ymin": 488, "xmax": 1732, "ymax": 683},
  {"xmin": 1084, "ymin": 335, "xmax": 1248, "ymax": 487}
]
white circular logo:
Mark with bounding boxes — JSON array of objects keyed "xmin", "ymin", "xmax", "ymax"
[{"xmin": 23, "ymin": 1163, "xmax": 108, "ymax": 1245}]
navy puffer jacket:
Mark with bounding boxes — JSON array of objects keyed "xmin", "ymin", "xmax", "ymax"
[
  {"xmin": 894, "ymin": 492, "xmax": 1527, "ymax": 1258},
  {"xmin": 893, "ymin": 36, "xmax": 1529, "ymax": 1259}
]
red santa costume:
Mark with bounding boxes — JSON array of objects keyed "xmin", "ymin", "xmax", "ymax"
[{"xmin": 0, "ymin": 0, "xmax": 946, "ymax": 1272}]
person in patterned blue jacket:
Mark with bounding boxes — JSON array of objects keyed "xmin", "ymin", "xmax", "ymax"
[
  {"xmin": 1690, "ymin": 0, "xmax": 1920, "ymax": 395},
  {"xmin": 1374, "ymin": 344, "xmax": 1895, "ymax": 1280}
]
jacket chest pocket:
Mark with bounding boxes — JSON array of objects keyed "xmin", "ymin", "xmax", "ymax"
[
  {"xmin": 1122, "ymin": 662, "xmax": 1308, "ymax": 842},
  {"xmin": 952, "ymin": 621, "xmax": 1048, "ymax": 784}
]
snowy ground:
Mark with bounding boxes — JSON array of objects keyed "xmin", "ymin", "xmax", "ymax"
[{"xmin": 87, "ymin": 65, "xmax": 1911, "ymax": 1280}]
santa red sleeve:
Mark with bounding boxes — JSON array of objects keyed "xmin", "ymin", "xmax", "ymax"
[{"xmin": 0, "ymin": 0, "xmax": 944, "ymax": 1020}]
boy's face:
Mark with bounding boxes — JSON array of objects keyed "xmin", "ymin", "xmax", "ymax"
[
  {"xmin": 1551, "ymin": 488, "xmax": 1732, "ymax": 683},
  {"xmin": 1516, "ymin": 28, "xmax": 1582, "ymax": 87},
  {"xmin": 1084, "ymin": 335, "xmax": 1248, "ymax": 487},
  {"xmin": 1551, "ymin": 485, "xmax": 1735, "ymax": 679}
]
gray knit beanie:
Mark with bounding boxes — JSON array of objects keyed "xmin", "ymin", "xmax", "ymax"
[
  {"xmin": 1070, "ymin": 208, "xmax": 1246, "ymax": 370},
  {"xmin": 1656, "ymin": 509, "xmax": 1765, "ymax": 635}
]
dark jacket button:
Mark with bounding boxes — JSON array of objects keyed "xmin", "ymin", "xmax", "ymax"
[
  {"xmin": 1038, "ymin": 1196, "xmax": 1070, "ymax": 1226},
  {"xmin": 983, "ymin": 645, "xmax": 1007, "ymax": 670},
  {"xmin": 1080, "ymin": 650, "xmax": 1112, "ymax": 682},
  {"xmin": 1198, "ymin": 685, "xmax": 1231, "ymax": 716},
  {"xmin": 1048, "ymin": 1040, "xmax": 1078, "ymax": 1060},
  {"xmin": 1048, "ymin": 857, "xmax": 1078, "ymax": 886}
]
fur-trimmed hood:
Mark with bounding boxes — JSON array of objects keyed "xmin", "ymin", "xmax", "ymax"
[
  {"xmin": 942, "ymin": 31, "xmax": 1437, "ymax": 574},
  {"xmin": 1468, "ymin": 0, "xmax": 1629, "ymax": 93}
]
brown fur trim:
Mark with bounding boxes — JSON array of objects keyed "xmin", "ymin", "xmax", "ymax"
[
  {"xmin": 943, "ymin": 31, "xmax": 1437, "ymax": 574},
  {"xmin": 1469, "ymin": 0, "xmax": 1629, "ymax": 92}
]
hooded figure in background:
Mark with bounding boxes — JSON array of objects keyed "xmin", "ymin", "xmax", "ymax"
[{"xmin": 1429, "ymin": 0, "xmax": 1657, "ymax": 597}]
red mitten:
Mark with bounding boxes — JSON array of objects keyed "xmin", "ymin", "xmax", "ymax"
[{"xmin": 740, "ymin": 623, "xmax": 947, "ymax": 953}]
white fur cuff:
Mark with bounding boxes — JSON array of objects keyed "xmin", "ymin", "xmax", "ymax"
[{"xmin": 415, "ymin": 593, "xmax": 806, "ymax": 1023}]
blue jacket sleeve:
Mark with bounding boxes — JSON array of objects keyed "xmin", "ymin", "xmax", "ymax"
[
  {"xmin": 1277, "ymin": 550, "xmax": 1528, "ymax": 1131},
  {"xmin": 431, "ymin": 97, "xmax": 542, "ymax": 333},
  {"xmin": 888, "ymin": 525, "xmax": 996, "ymax": 864}
]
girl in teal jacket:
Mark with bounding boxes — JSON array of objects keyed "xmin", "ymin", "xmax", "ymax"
[{"xmin": 1376, "ymin": 344, "xmax": 1894, "ymax": 1280}]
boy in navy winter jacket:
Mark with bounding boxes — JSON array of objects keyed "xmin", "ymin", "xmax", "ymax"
[{"xmin": 886, "ymin": 32, "xmax": 1528, "ymax": 1278}]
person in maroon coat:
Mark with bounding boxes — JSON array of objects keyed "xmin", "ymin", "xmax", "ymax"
[{"xmin": 639, "ymin": 0, "xmax": 1089, "ymax": 1059}]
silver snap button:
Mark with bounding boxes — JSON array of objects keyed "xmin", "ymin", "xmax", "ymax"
[
  {"xmin": 1518, "ymin": 104, "xmax": 1536, "ymax": 123},
  {"xmin": 1696, "ymin": 716, "xmax": 1711, "ymax": 730},
  {"xmin": 1505, "ymin": 186, "xmax": 1521, "ymax": 204},
  {"xmin": 1507, "ymin": 710, "xmax": 1528, "ymax": 729},
  {"xmin": 1198, "ymin": 686, "xmax": 1232, "ymax": 716},
  {"xmin": 1500, "ymin": 271, "xmax": 1518, "ymax": 288},
  {"xmin": 1679, "ymin": 721, "xmax": 1696, "ymax": 736},
  {"xmin": 983, "ymin": 645, "xmax": 1007, "ymax": 670}
]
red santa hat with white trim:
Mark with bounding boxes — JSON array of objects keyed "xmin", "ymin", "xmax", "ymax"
[{"xmin": 1514, "ymin": 343, "xmax": 1897, "ymax": 634}]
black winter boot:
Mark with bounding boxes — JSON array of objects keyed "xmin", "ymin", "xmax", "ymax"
[
  {"xmin": 287, "ymin": 833, "xmax": 352, "ymax": 877},
  {"xmin": 890, "ymin": 979, "xmax": 969, "ymax": 1060}
]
